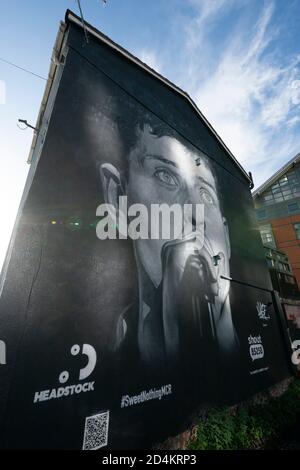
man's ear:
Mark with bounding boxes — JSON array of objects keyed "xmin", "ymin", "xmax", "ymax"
[
  {"xmin": 223, "ymin": 217, "xmax": 231, "ymax": 259},
  {"xmin": 99, "ymin": 163, "xmax": 123, "ymax": 208}
]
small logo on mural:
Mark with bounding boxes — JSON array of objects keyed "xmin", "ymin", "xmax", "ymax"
[
  {"xmin": 59, "ymin": 343, "xmax": 97, "ymax": 383},
  {"xmin": 291, "ymin": 340, "xmax": 300, "ymax": 366},
  {"xmin": 248, "ymin": 334, "xmax": 264, "ymax": 361},
  {"xmin": 33, "ymin": 343, "xmax": 97, "ymax": 403},
  {"xmin": 256, "ymin": 301, "xmax": 270, "ymax": 323}
]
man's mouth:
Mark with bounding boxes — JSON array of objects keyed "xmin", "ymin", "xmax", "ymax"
[
  {"xmin": 161, "ymin": 235, "xmax": 224, "ymax": 300},
  {"xmin": 161, "ymin": 230, "xmax": 203, "ymax": 257}
]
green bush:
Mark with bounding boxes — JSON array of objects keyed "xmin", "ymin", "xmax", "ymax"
[{"xmin": 189, "ymin": 379, "xmax": 300, "ymax": 450}]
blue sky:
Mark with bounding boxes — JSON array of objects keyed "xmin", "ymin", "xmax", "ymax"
[{"xmin": 0, "ymin": 0, "xmax": 300, "ymax": 268}]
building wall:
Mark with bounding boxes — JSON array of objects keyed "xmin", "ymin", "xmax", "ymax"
[
  {"xmin": 0, "ymin": 16, "xmax": 292, "ymax": 449},
  {"xmin": 271, "ymin": 215, "xmax": 300, "ymax": 287},
  {"xmin": 254, "ymin": 160, "xmax": 300, "ymax": 288}
]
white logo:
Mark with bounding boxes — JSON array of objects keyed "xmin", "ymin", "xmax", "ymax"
[
  {"xmin": 248, "ymin": 334, "xmax": 264, "ymax": 361},
  {"xmin": 291, "ymin": 340, "xmax": 300, "ymax": 366},
  {"xmin": 256, "ymin": 301, "xmax": 270, "ymax": 322},
  {"xmin": 59, "ymin": 343, "xmax": 97, "ymax": 383},
  {"xmin": 0, "ymin": 340, "xmax": 6, "ymax": 365},
  {"xmin": 33, "ymin": 343, "xmax": 97, "ymax": 404},
  {"xmin": 96, "ymin": 196, "xmax": 204, "ymax": 242}
]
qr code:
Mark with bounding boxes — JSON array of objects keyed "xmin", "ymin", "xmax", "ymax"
[{"xmin": 82, "ymin": 411, "xmax": 109, "ymax": 450}]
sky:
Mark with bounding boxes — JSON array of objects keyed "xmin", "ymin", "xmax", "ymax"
[{"xmin": 0, "ymin": 0, "xmax": 300, "ymax": 269}]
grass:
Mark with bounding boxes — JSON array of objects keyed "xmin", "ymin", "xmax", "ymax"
[{"xmin": 189, "ymin": 379, "xmax": 300, "ymax": 450}]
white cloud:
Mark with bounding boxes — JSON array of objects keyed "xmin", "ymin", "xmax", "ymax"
[
  {"xmin": 240, "ymin": 2, "xmax": 275, "ymax": 65},
  {"xmin": 0, "ymin": 80, "xmax": 6, "ymax": 105},
  {"xmin": 131, "ymin": 2, "xmax": 300, "ymax": 190},
  {"xmin": 136, "ymin": 48, "xmax": 162, "ymax": 73},
  {"xmin": 134, "ymin": 1, "xmax": 300, "ymax": 189},
  {"xmin": 287, "ymin": 115, "xmax": 300, "ymax": 127},
  {"xmin": 178, "ymin": 1, "xmax": 300, "ymax": 187},
  {"xmin": 291, "ymin": 79, "xmax": 300, "ymax": 105},
  {"xmin": 185, "ymin": 0, "xmax": 231, "ymax": 50},
  {"xmin": 259, "ymin": 67, "xmax": 300, "ymax": 128}
]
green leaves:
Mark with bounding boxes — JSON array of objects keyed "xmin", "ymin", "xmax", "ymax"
[{"xmin": 189, "ymin": 379, "xmax": 300, "ymax": 450}]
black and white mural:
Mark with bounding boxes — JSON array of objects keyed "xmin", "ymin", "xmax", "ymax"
[{"xmin": 0, "ymin": 19, "xmax": 291, "ymax": 449}]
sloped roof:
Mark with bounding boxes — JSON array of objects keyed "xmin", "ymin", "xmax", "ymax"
[
  {"xmin": 253, "ymin": 152, "xmax": 300, "ymax": 198},
  {"xmin": 65, "ymin": 9, "xmax": 251, "ymax": 184}
]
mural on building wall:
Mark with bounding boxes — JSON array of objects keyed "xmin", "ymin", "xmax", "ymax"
[{"xmin": 0, "ymin": 18, "xmax": 291, "ymax": 449}]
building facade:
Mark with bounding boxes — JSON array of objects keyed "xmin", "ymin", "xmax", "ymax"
[
  {"xmin": 0, "ymin": 9, "xmax": 292, "ymax": 449},
  {"xmin": 264, "ymin": 246, "xmax": 298, "ymax": 298},
  {"xmin": 253, "ymin": 153, "xmax": 300, "ymax": 288}
]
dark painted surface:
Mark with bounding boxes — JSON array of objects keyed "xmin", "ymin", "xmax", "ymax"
[{"xmin": 0, "ymin": 21, "xmax": 291, "ymax": 449}]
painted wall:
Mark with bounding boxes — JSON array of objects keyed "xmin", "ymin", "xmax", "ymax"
[
  {"xmin": 271, "ymin": 214, "xmax": 300, "ymax": 287},
  {"xmin": 0, "ymin": 18, "xmax": 291, "ymax": 449}
]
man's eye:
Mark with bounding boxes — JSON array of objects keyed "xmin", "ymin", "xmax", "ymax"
[
  {"xmin": 199, "ymin": 188, "xmax": 214, "ymax": 205},
  {"xmin": 154, "ymin": 169, "xmax": 178, "ymax": 187}
]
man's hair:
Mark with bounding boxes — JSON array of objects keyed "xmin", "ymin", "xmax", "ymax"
[
  {"xmin": 114, "ymin": 104, "xmax": 216, "ymax": 186},
  {"xmin": 117, "ymin": 107, "xmax": 178, "ymax": 162},
  {"xmin": 93, "ymin": 94, "xmax": 221, "ymax": 204}
]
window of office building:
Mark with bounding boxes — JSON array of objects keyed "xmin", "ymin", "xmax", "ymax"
[
  {"xmin": 288, "ymin": 202, "xmax": 299, "ymax": 214},
  {"xmin": 259, "ymin": 225, "xmax": 276, "ymax": 248},
  {"xmin": 285, "ymin": 275, "xmax": 295, "ymax": 284},
  {"xmin": 294, "ymin": 223, "xmax": 300, "ymax": 240},
  {"xmin": 257, "ymin": 208, "xmax": 267, "ymax": 220},
  {"xmin": 260, "ymin": 167, "xmax": 300, "ymax": 206}
]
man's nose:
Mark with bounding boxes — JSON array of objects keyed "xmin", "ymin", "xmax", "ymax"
[
  {"xmin": 184, "ymin": 191, "xmax": 201, "ymax": 225},
  {"xmin": 184, "ymin": 184, "xmax": 201, "ymax": 205}
]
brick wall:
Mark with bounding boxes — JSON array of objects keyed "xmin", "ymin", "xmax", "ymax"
[{"xmin": 271, "ymin": 214, "xmax": 300, "ymax": 287}]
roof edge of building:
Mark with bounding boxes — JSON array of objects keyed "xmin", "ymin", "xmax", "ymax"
[
  {"xmin": 27, "ymin": 21, "xmax": 67, "ymax": 163},
  {"xmin": 253, "ymin": 152, "xmax": 300, "ymax": 198},
  {"xmin": 64, "ymin": 9, "xmax": 251, "ymax": 185}
]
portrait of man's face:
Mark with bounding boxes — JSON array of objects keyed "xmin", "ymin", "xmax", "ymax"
[
  {"xmin": 100, "ymin": 119, "xmax": 236, "ymax": 375},
  {"xmin": 128, "ymin": 125, "xmax": 230, "ymax": 293},
  {"xmin": 101, "ymin": 123, "xmax": 231, "ymax": 305}
]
